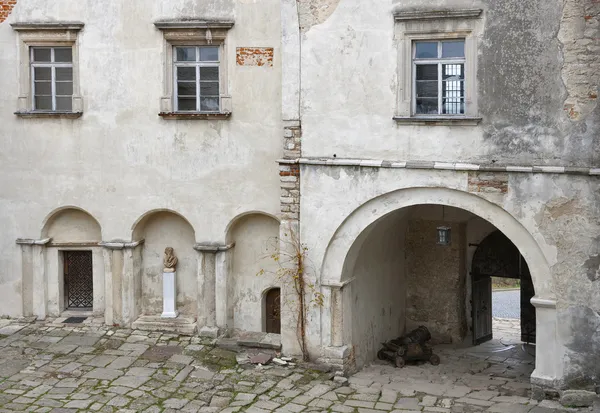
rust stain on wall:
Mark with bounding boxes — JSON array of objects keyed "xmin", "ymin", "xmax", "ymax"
[
  {"xmin": 236, "ymin": 47, "xmax": 274, "ymax": 67},
  {"xmin": 468, "ymin": 172, "xmax": 509, "ymax": 194},
  {"xmin": 0, "ymin": 0, "xmax": 17, "ymax": 23}
]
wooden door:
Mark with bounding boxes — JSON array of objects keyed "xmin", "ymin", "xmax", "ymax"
[
  {"xmin": 472, "ymin": 274, "xmax": 493, "ymax": 345},
  {"xmin": 520, "ymin": 258, "xmax": 536, "ymax": 343},
  {"xmin": 64, "ymin": 251, "xmax": 93, "ymax": 309},
  {"xmin": 265, "ymin": 288, "xmax": 281, "ymax": 334}
]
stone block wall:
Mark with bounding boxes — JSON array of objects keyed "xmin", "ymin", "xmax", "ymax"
[{"xmin": 279, "ymin": 124, "xmax": 301, "ymax": 221}]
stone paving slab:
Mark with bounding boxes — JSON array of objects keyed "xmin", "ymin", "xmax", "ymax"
[{"xmin": 0, "ymin": 319, "xmax": 596, "ymax": 413}]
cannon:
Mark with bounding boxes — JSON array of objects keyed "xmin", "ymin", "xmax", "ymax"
[{"xmin": 377, "ymin": 326, "xmax": 440, "ymax": 368}]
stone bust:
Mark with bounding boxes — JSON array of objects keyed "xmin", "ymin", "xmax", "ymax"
[{"xmin": 163, "ymin": 247, "xmax": 178, "ymax": 272}]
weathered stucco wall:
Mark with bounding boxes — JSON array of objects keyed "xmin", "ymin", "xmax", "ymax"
[
  {"xmin": 406, "ymin": 219, "xmax": 467, "ymax": 344},
  {"xmin": 228, "ymin": 213, "xmax": 280, "ymax": 332},
  {"xmin": 346, "ymin": 211, "xmax": 407, "ymax": 369},
  {"xmin": 298, "ymin": 0, "xmax": 598, "ymax": 166},
  {"xmin": 0, "ymin": 0, "xmax": 282, "ymax": 317}
]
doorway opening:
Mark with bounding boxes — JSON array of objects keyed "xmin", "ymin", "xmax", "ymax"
[
  {"xmin": 265, "ymin": 288, "xmax": 281, "ymax": 334},
  {"xmin": 63, "ymin": 251, "xmax": 93, "ymax": 310}
]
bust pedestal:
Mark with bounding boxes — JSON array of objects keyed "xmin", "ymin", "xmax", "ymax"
[{"xmin": 161, "ymin": 268, "xmax": 178, "ymax": 318}]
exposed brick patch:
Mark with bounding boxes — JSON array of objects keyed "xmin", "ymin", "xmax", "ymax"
[
  {"xmin": 0, "ymin": 0, "xmax": 17, "ymax": 24},
  {"xmin": 236, "ymin": 47, "xmax": 274, "ymax": 67},
  {"xmin": 279, "ymin": 125, "xmax": 302, "ymax": 221},
  {"xmin": 468, "ymin": 172, "xmax": 509, "ymax": 194}
]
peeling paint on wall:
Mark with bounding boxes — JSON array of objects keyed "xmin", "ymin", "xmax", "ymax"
[
  {"xmin": 559, "ymin": 0, "xmax": 600, "ymax": 121},
  {"xmin": 0, "ymin": 0, "xmax": 16, "ymax": 23},
  {"xmin": 298, "ymin": 0, "xmax": 341, "ymax": 32},
  {"xmin": 236, "ymin": 47, "xmax": 274, "ymax": 67}
]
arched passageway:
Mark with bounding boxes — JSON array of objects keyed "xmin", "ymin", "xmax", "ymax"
[{"xmin": 320, "ymin": 188, "xmax": 559, "ymax": 387}]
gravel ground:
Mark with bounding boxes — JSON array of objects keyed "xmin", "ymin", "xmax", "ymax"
[{"xmin": 492, "ymin": 290, "xmax": 520, "ymax": 319}]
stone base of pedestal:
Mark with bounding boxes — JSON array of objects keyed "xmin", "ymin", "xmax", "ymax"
[{"xmin": 132, "ymin": 315, "xmax": 197, "ymax": 335}]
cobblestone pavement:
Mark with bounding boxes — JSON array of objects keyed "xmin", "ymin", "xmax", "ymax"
[
  {"xmin": 492, "ymin": 291, "xmax": 520, "ymax": 319},
  {"xmin": 0, "ymin": 318, "xmax": 595, "ymax": 413}
]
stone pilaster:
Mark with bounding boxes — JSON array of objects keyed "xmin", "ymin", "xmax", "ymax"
[{"xmin": 16, "ymin": 238, "xmax": 51, "ymax": 319}]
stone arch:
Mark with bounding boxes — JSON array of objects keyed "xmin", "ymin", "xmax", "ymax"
[
  {"xmin": 132, "ymin": 210, "xmax": 197, "ymax": 316},
  {"xmin": 41, "ymin": 206, "xmax": 102, "ymax": 242},
  {"xmin": 320, "ymin": 187, "xmax": 560, "ymax": 386},
  {"xmin": 321, "ymin": 187, "xmax": 552, "ymax": 298},
  {"xmin": 225, "ymin": 211, "xmax": 280, "ymax": 242},
  {"xmin": 225, "ymin": 212, "xmax": 281, "ymax": 332},
  {"xmin": 131, "ymin": 208, "xmax": 194, "ymax": 240}
]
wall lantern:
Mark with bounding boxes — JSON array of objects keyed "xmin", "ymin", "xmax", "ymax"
[{"xmin": 437, "ymin": 226, "xmax": 451, "ymax": 245}]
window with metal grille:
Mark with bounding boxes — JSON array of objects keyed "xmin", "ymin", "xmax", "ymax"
[
  {"xmin": 174, "ymin": 46, "xmax": 220, "ymax": 113},
  {"xmin": 31, "ymin": 47, "xmax": 73, "ymax": 111},
  {"xmin": 413, "ymin": 40, "xmax": 465, "ymax": 116}
]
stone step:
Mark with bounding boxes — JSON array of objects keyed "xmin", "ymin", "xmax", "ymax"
[
  {"xmin": 236, "ymin": 332, "xmax": 282, "ymax": 350},
  {"xmin": 132, "ymin": 315, "xmax": 197, "ymax": 335}
]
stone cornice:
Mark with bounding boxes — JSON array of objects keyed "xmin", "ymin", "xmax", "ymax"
[
  {"xmin": 394, "ymin": 9, "xmax": 483, "ymax": 21},
  {"xmin": 99, "ymin": 240, "xmax": 145, "ymax": 250},
  {"xmin": 154, "ymin": 19, "xmax": 234, "ymax": 30},
  {"xmin": 278, "ymin": 158, "xmax": 600, "ymax": 176},
  {"xmin": 11, "ymin": 21, "xmax": 85, "ymax": 31},
  {"xmin": 16, "ymin": 238, "xmax": 51, "ymax": 245},
  {"xmin": 194, "ymin": 242, "xmax": 235, "ymax": 252}
]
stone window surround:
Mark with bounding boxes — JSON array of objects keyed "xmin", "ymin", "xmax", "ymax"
[
  {"xmin": 155, "ymin": 19, "xmax": 234, "ymax": 120},
  {"xmin": 393, "ymin": 9, "xmax": 483, "ymax": 126},
  {"xmin": 11, "ymin": 21, "xmax": 84, "ymax": 118}
]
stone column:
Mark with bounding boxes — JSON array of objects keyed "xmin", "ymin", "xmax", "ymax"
[
  {"xmin": 195, "ymin": 242, "xmax": 234, "ymax": 338},
  {"xmin": 330, "ymin": 287, "xmax": 344, "ymax": 347},
  {"xmin": 100, "ymin": 240, "xmax": 144, "ymax": 327},
  {"xmin": 16, "ymin": 238, "xmax": 51, "ymax": 319}
]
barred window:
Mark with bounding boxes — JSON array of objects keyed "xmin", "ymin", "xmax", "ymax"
[
  {"xmin": 174, "ymin": 46, "xmax": 220, "ymax": 113},
  {"xmin": 413, "ymin": 40, "xmax": 465, "ymax": 116},
  {"xmin": 31, "ymin": 47, "xmax": 73, "ymax": 111}
]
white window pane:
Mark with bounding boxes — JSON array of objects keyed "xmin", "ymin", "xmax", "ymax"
[
  {"xmin": 177, "ymin": 67, "xmax": 196, "ymax": 81},
  {"xmin": 199, "ymin": 66, "xmax": 219, "ymax": 81},
  {"xmin": 34, "ymin": 67, "xmax": 51, "ymax": 81},
  {"xmin": 32, "ymin": 48, "xmax": 51, "ymax": 62},
  {"xmin": 54, "ymin": 48, "xmax": 73, "ymax": 62},
  {"xmin": 177, "ymin": 97, "xmax": 196, "ymax": 111},
  {"xmin": 56, "ymin": 82, "xmax": 73, "ymax": 96},
  {"xmin": 35, "ymin": 96, "xmax": 52, "ymax": 110},
  {"xmin": 176, "ymin": 47, "xmax": 196, "ymax": 62},
  {"xmin": 200, "ymin": 47, "xmax": 219, "ymax": 62},
  {"xmin": 416, "ymin": 64, "xmax": 438, "ymax": 81},
  {"xmin": 415, "ymin": 98, "xmax": 438, "ymax": 115},
  {"xmin": 177, "ymin": 82, "xmax": 196, "ymax": 96},
  {"xmin": 415, "ymin": 42, "xmax": 437, "ymax": 59},
  {"xmin": 200, "ymin": 97, "xmax": 219, "ymax": 112},
  {"xmin": 56, "ymin": 67, "xmax": 73, "ymax": 81},
  {"xmin": 200, "ymin": 82, "xmax": 219, "ymax": 96},
  {"xmin": 34, "ymin": 81, "xmax": 52, "ymax": 95},
  {"xmin": 442, "ymin": 41, "xmax": 465, "ymax": 58},
  {"xmin": 56, "ymin": 97, "xmax": 72, "ymax": 111}
]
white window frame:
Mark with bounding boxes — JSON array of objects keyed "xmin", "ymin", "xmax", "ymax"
[
  {"xmin": 173, "ymin": 46, "xmax": 221, "ymax": 113},
  {"xmin": 412, "ymin": 40, "xmax": 466, "ymax": 116},
  {"xmin": 11, "ymin": 22, "xmax": 84, "ymax": 117},
  {"xmin": 30, "ymin": 46, "xmax": 74, "ymax": 112},
  {"xmin": 154, "ymin": 20, "xmax": 234, "ymax": 118},
  {"xmin": 393, "ymin": 9, "xmax": 483, "ymax": 125}
]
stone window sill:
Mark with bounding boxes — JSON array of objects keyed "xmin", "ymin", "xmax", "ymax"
[
  {"xmin": 159, "ymin": 112, "xmax": 231, "ymax": 120},
  {"xmin": 15, "ymin": 111, "xmax": 83, "ymax": 119},
  {"xmin": 393, "ymin": 116, "xmax": 482, "ymax": 126}
]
